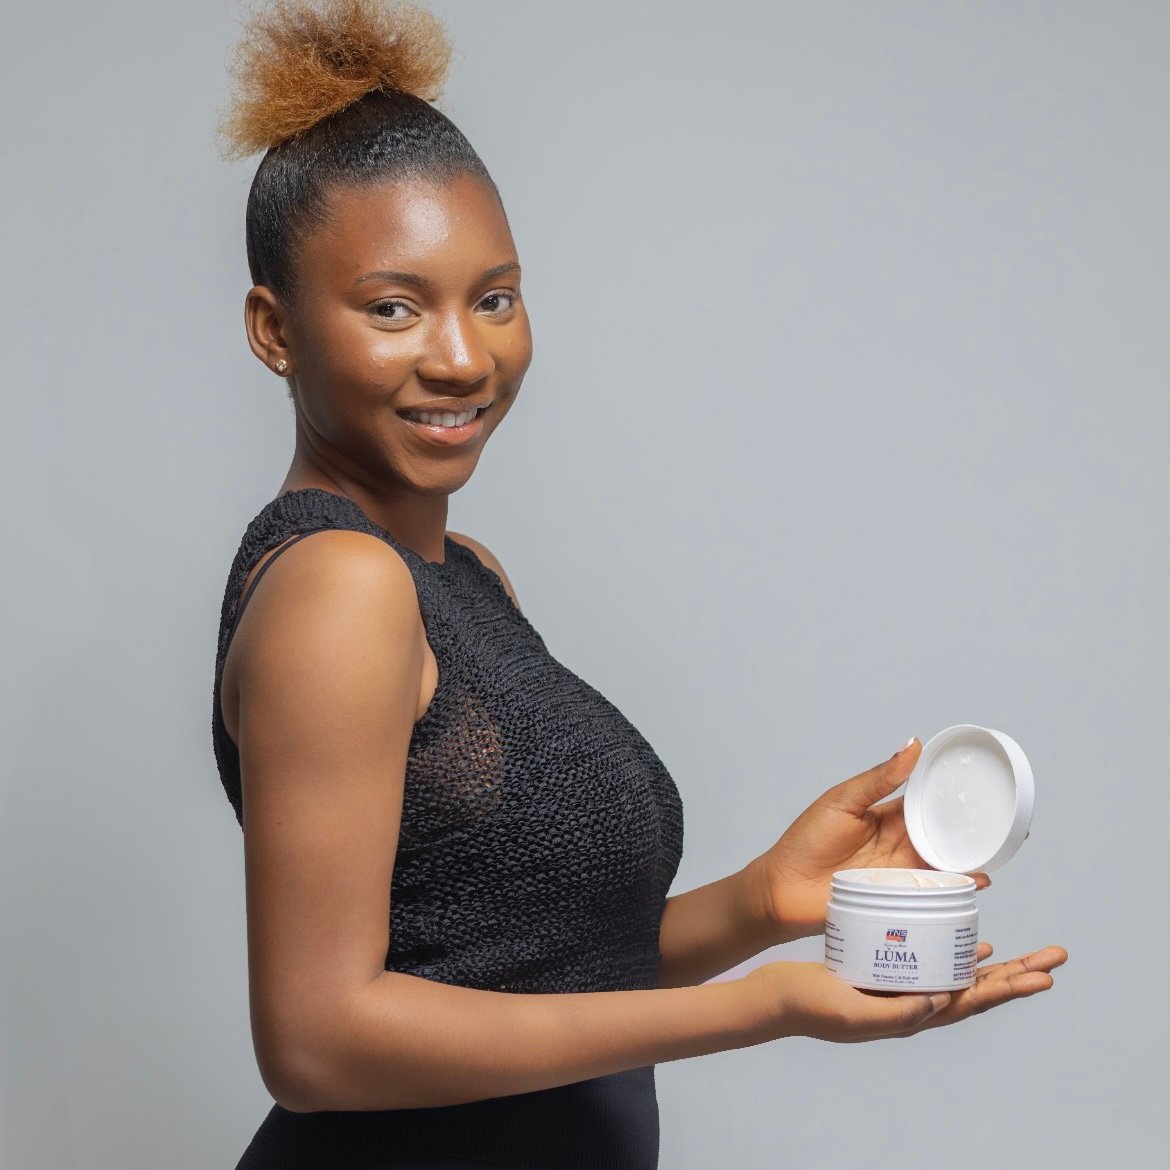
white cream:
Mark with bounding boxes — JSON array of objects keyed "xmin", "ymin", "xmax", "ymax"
[{"xmin": 848, "ymin": 867, "xmax": 968, "ymax": 889}]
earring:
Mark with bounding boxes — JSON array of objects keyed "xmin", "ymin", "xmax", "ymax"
[{"xmin": 274, "ymin": 359, "xmax": 289, "ymax": 375}]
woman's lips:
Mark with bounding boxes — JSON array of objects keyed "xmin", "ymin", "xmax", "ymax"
[{"xmin": 397, "ymin": 404, "xmax": 488, "ymax": 445}]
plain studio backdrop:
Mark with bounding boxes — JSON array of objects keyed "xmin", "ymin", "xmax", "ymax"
[{"xmin": 1, "ymin": 1, "xmax": 1165, "ymax": 1166}]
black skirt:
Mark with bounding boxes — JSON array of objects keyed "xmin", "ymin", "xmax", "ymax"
[{"xmin": 234, "ymin": 1064, "xmax": 660, "ymax": 1170}]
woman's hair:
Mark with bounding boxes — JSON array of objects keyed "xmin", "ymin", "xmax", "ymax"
[{"xmin": 218, "ymin": 0, "xmax": 498, "ymax": 304}]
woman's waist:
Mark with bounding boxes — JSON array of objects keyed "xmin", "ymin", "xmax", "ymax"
[{"xmin": 249, "ymin": 1065, "xmax": 659, "ymax": 1169}]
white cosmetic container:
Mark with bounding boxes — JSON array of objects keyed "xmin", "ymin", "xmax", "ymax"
[
  {"xmin": 824, "ymin": 724, "xmax": 1034, "ymax": 992},
  {"xmin": 825, "ymin": 868, "xmax": 979, "ymax": 991}
]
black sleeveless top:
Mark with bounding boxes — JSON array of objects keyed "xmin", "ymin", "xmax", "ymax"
[{"xmin": 212, "ymin": 488, "xmax": 685, "ymax": 1169}]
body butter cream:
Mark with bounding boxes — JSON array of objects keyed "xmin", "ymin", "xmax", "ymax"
[{"xmin": 824, "ymin": 724, "xmax": 1035, "ymax": 992}]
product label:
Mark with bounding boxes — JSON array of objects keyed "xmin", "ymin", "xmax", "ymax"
[{"xmin": 825, "ymin": 915, "xmax": 978, "ymax": 990}]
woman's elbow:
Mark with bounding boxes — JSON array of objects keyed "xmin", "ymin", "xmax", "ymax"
[{"xmin": 255, "ymin": 1034, "xmax": 338, "ymax": 1114}]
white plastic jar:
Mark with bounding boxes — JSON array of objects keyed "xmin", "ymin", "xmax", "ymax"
[
  {"xmin": 825, "ymin": 868, "xmax": 979, "ymax": 991},
  {"xmin": 824, "ymin": 724, "xmax": 1035, "ymax": 992}
]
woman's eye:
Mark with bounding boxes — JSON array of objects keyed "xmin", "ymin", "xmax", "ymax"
[
  {"xmin": 372, "ymin": 301, "xmax": 415, "ymax": 320},
  {"xmin": 479, "ymin": 291, "xmax": 518, "ymax": 314},
  {"xmin": 371, "ymin": 293, "xmax": 518, "ymax": 321}
]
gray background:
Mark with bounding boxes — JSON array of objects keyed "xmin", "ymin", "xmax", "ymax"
[{"xmin": 1, "ymin": 1, "xmax": 1164, "ymax": 1166}]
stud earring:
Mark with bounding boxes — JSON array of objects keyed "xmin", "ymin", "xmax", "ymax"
[{"xmin": 274, "ymin": 359, "xmax": 289, "ymax": 375}]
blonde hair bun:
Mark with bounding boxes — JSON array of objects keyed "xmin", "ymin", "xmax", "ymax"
[{"xmin": 219, "ymin": 0, "xmax": 453, "ymax": 159}]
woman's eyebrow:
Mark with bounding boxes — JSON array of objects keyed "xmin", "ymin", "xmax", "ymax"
[{"xmin": 353, "ymin": 261, "xmax": 521, "ymax": 289}]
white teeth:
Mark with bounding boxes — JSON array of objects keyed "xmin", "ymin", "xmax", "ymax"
[{"xmin": 407, "ymin": 408, "xmax": 479, "ymax": 428}]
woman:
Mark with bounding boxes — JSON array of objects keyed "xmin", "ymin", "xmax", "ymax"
[{"xmin": 211, "ymin": 2, "xmax": 1067, "ymax": 1166}]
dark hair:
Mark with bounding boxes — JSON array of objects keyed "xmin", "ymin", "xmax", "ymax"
[
  {"xmin": 219, "ymin": 0, "xmax": 497, "ymax": 304},
  {"xmin": 243, "ymin": 88, "xmax": 497, "ymax": 303}
]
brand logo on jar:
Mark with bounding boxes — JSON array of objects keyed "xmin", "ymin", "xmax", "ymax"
[{"xmin": 885, "ymin": 928, "xmax": 908, "ymax": 944}]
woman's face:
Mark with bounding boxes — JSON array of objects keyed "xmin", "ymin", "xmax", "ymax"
[{"xmin": 264, "ymin": 172, "xmax": 532, "ymax": 496}]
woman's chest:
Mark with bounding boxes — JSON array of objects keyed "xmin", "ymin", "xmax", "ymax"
[{"xmin": 399, "ymin": 617, "xmax": 684, "ymax": 888}]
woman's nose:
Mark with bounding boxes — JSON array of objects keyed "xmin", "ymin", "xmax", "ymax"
[{"xmin": 417, "ymin": 312, "xmax": 495, "ymax": 385}]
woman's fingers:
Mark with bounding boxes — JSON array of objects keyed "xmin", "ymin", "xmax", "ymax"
[
  {"xmin": 924, "ymin": 945, "xmax": 1068, "ymax": 1026},
  {"xmin": 987, "ymin": 945, "xmax": 1068, "ymax": 979},
  {"xmin": 976, "ymin": 940, "xmax": 993, "ymax": 962},
  {"xmin": 966, "ymin": 944, "xmax": 1067, "ymax": 982},
  {"xmin": 824, "ymin": 739, "xmax": 921, "ymax": 814},
  {"xmin": 962, "ymin": 969, "xmax": 1054, "ymax": 1017}
]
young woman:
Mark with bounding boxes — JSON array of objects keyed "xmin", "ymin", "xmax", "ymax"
[{"xmin": 211, "ymin": 3, "xmax": 1067, "ymax": 1166}]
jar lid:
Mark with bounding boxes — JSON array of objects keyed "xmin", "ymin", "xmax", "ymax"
[{"xmin": 902, "ymin": 724, "xmax": 1034, "ymax": 873}]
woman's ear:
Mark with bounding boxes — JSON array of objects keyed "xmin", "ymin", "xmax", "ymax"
[{"xmin": 244, "ymin": 284, "xmax": 293, "ymax": 377}]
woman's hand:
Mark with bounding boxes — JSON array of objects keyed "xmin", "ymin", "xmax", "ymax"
[
  {"xmin": 751, "ymin": 737, "xmax": 990, "ymax": 944},
  {"xmin": 738, "ymin": 941, "xmax": 1068, "ymax": 1044}
]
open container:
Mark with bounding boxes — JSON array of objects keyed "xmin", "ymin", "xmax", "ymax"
[{"xmin": 824, "ymin": 724, "xmax": 1034, "ymax": 992}]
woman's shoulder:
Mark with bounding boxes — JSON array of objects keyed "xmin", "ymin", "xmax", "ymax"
[
  {"xmin": 225, "ymin": 526, "xmax": 421, "ymax": 662},
  {"xmin": 446, "ymin": 531, "xmax": 521, "ymax": 612}
]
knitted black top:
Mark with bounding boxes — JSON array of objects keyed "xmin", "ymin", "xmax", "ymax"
[{"xmin": 212, "ymin": 488, "xmax": 685, "ymax": 1169}]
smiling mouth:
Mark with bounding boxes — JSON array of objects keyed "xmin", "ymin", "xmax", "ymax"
[{"xmin": 397, "ymin": 404, "xmax": 490, "ymax": 429}]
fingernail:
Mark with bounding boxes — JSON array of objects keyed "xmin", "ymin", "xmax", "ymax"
[
  {"xmin": 898, "ymin": 736, "xmax": 916, "ymax": 755},
  {"xmin": 929, "ymin": 993, "xmax": 949, "ymax": 1013}
]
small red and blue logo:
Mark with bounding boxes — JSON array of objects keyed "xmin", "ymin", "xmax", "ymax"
[{"xmin": 885, "ymin": 928, "xmax": 908, "ymax": 944}]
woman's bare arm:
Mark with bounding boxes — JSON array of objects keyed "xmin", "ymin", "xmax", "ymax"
[
  {"xmin": 322, "ymin": 970, "xmax": 755, "ymax": 1112},
  {"xmin": 657, "ymin": 860, "xmax": 784, "ymax": 988}
]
